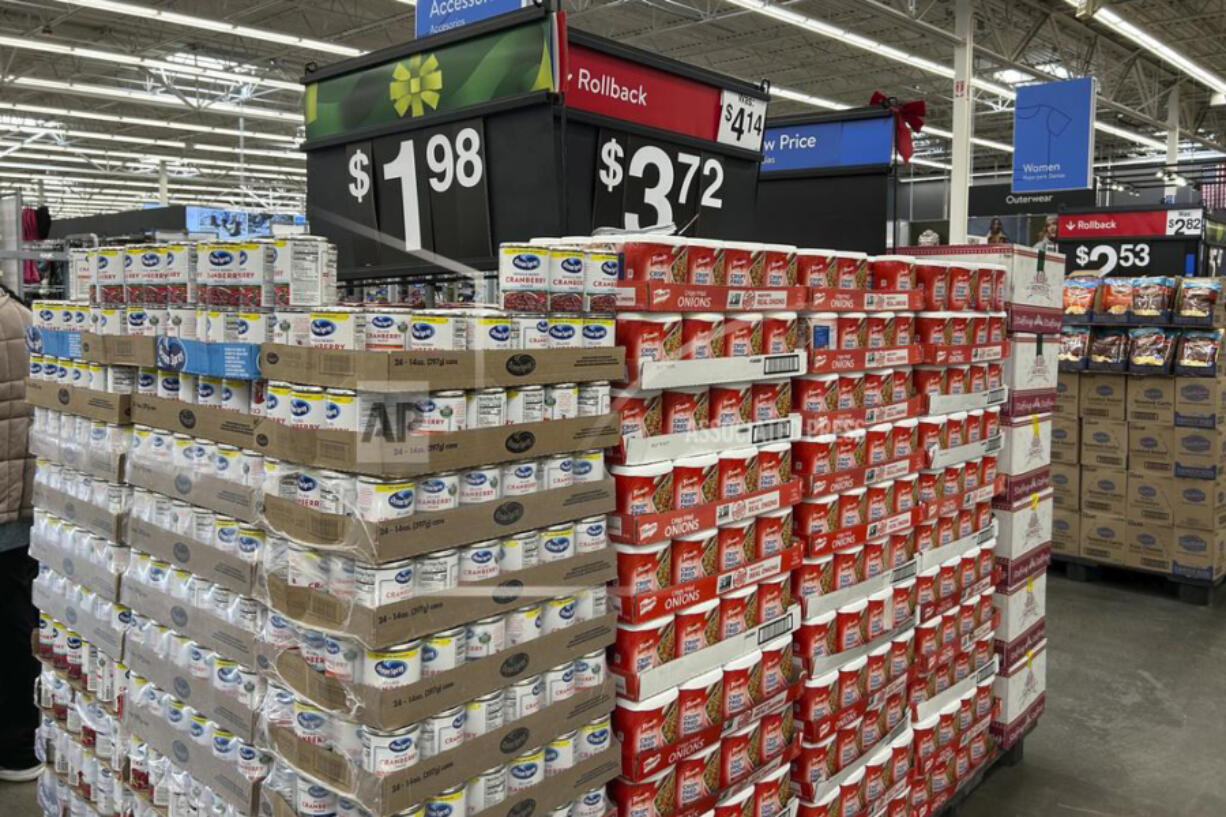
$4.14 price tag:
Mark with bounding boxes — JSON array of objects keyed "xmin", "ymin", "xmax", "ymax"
[{"xmin": 716, "ymin": 90, "xmax": 767, "ymax": 152}]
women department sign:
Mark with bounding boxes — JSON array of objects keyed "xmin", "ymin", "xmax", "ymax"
[{"xmin": 1012, "ymin": 77, "xmax": 1096, "ymax": 193}]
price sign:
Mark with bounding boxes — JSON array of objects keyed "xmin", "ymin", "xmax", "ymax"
[
  {"xmin": 310, "ymin": 117, "xmax": 493, "ymax": 269},
  {"xmin": 591, "ymin": 129, "xmax": 757, "ymax": 234},
  {"xmin": 1166, "ymin": 208, "xmax": 1204, "ymax": 236},
  {"xmin": 717, "ymin": 90, "xmax": 767, "ymax": 152},
  {"xmin": 1062, "ymin": 239, "xmax": 1194, "ymax": 276}
]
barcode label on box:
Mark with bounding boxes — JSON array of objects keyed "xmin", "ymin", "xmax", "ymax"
[
  {"xmin": 757, "ymin": 612, "xmax": 793, "ymax": 644},
  {"xmin": 764, "ymin": 355, "xmax": 800, "ymax": 376}
]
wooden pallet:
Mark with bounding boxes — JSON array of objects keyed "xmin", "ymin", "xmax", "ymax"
[{"xmin": 1051, "ymin": 554, "xmax": 1224, "ymax": 606}]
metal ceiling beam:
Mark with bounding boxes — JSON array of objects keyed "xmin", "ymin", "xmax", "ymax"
[{"xmin": 849, "ymin": 0, "xmax": 1226, "ymax": 153}]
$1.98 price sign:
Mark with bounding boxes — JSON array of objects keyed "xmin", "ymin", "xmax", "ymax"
[
  {"xmin": 591, "ymin": 129, "xmax": 755, "ymax": 233},
  {"xmin": 318, "ymin": 116, "xmax": 493, "ymax": 264}
]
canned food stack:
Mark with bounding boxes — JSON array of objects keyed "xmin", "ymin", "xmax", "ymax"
[
  {"xmin": 778, "ymin": 253, "xmax": 1014, "ymax": 817},
  {"xmin": 249, "ymin": 310, "xmax": 621, "ymax": 817}
]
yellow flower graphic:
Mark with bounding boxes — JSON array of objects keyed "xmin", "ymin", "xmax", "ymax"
[{"xmin": 390, "ymin": 54, "xmax": 443, "ymax": 118}]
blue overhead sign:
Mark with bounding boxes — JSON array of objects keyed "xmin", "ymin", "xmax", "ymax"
[
  {"xmin": 416, "ymin": 0, "xmax": 532, "ymax": 38},
  {"xmin": 761, "ymin": 116, "xmax": 894, "ymax": 173},
  {"xmin": 1012, "ymin": 77, "xmax": 1096, "ymax": 192}
]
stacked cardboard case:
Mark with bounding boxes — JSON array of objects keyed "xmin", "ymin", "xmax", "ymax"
[
  {"xmin": 906, "ymin": 245, "xmax": 1064, "ymax": 767},
  {"xmin": 27, "ymin": 240, "xmax": 296, "ymax": 817},
  {"xmin": 28, "ymin": 238, "xmax": 629, "ymax": 817},
  {"xmin": 1052, "ymin": 370, "xmax": 1226, "ymax": 581}
]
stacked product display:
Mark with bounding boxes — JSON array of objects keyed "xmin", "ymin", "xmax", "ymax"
[
  {"xmin": 28, "ymin": 237, "xmax": 627, "ymax": 817},
  {"xmin": 907, "ymin": 244, "xmax": 1063, "ymax": 760},
  {"xmin": 1052, "ymin": 275, "xmax": 1226, "ymax": 597}
]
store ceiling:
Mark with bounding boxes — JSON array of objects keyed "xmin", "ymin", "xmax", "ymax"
[{"xmin": 0, "ymin": 0, "xmax": 1223, "ymax": 216}]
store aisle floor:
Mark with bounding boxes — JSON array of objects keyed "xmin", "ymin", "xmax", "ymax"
[{"xmin": 960, "ymin": 570, "xmax": 1226, "ymax": 817}]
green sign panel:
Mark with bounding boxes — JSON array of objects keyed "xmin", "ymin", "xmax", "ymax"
[{"xmin": 304, "ymin": 20, "xmax": 555, "ymax": 142}]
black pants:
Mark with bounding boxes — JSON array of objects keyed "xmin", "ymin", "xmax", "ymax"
[{"xmin": 0, "ymin": 547, "xmax": 39, "ymax": 769}]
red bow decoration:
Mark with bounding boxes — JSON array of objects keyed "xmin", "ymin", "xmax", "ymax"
[{"xmin": 870, "ymin": 91, "xmax": 926, "ymax": 164}]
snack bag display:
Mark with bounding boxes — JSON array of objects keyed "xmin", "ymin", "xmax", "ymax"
[
  {"xmin": 1178, "ymin": 329, "xmax": 1224, "ymax": 371},
  {"xmin": 1059, "ymin": 326, "xmax": 1090, "ymax": 365},
  {"xmin": 1089, "ymin": 329, "xmax": 1128, "ymax": 366},
  {"xmin": 1176, "ymin": 278, "xmax": 1222, "ymax": 320},
  {"xmin": 1062, "ymin": 278, "xmax": 1100, "ymax": 316},
  {"xmin": 1099, "ymin": 278, "xmax": 1133, "ymax": 317},
  {"xmin": 1131, "ymin": 276, "xmax": 1176, "ymax": 318},
  {"xmin": 1127, "ymin": 327, "xmax": 1176, "ymax": 370}
]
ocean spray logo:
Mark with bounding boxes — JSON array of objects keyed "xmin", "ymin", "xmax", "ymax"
[
  {"xmin": 512, "ymin": 254, "xmax": 541, "ymax": 271},
  {"xmin": 209, "ymin": 250, "xmax": 234, "ymax": 267}
]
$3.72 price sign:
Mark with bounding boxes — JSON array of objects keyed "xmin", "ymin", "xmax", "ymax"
[
  {"xmin": 314, "ymin": 117, "xmax": 493, "ymax": 265},
  {"xmin": 591, "ymin": 129, "xmax": 754, "ymax": 233}
]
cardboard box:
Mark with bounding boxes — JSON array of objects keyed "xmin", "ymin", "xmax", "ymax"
[
  {"xmin": 259, "ymin": 343, "xmax": 627, "ymax": 391},
  {"xmin": 1126, "ymin": 473, "xmax": 1178, "ymax": 526},
  {"xmin": 124, "ymin": 638, "xmax": 258, "ymax": 742},
  {"xmin": 1173, "ymin": 427, "xmax": 1226, "ymax": 479},
  {"xmin": 1049, "ymin": 416, "xmax": 1080, "ymax": 464},
  {"xmin": 1079, "ymin": 373, "xmax": 1126, "ymax": 421},
  {"xmin": 1171, "ymin": 478, "xmax": 1226, "ymax": 531},
  {"xmin": 266, "ymin": 550, "xmax": 615, "ymax": 649},
  {"xmin": 992, "ymin": 491, "xmax": 1052, "ymax": 562},
  {"xmin": 1000, "ymin": 333, "xmax": 1058, "ymax": 399},
  {"xmin": 24, "ymin": 379, "xmax": 131, "ymax": 424},
  {"xmin": 1080, "ymin": 512, "xmax": 1127, "ymax": 564},
  {"xmin": 128, "ymin": 697, "xmax": 257, "ymax": 815},
  {"xmin": 1055, "ymin": 372, "xmax": 1079, "ymax": 417},
  {"xmin": 1128, "ymin": 424, "xmax": 1176, "ymax": 475},
  {"xmin": 1126, "ymin": 523, "xmax": 1172, "ymax": 574},
  {"xmin": 252, "ymin": 413, "xmax": 621, "ymax": 478},
  {"xmin": 31, "ymin": 569, "xmax": 125, "ymax": 660},
  {"xmin": 28, "ymin": 532, "xmax": 121, "ymax": 602},
  {"xmin": 1126, "ymin": 378, "xmax": 1175, "ymax": 424},
  {"xmin": 992, "ymin": 641, "xmax": 1047, "ymax": 744},
  {"xmin": 1049, "ymin": 463, "xmax": 1079, "ymax": 510},
  {"xmin": 31, "ymin": 483, "xmax": 125, "ymax": 542},
  {"xmin": 125, "ymin": 460, "xmax": 259, "ymax": 522},
  {"xmin": 126, "ymin": 516, "xmax": 259, "ymax": 596},
  {"xmin": 1050, "ymin": 508, "xmax": 1079, "ymax": 555},
  {"xmin": 1174, "ymin": 376, "xmax": 1226, "ymax": 428},
  {"xmin": 993, "ymin": 570, "xmax": 1047, "ymax": 644},
  {"xmin": 131, "ymin": 394, "xmax": 256, "ymax": 449},
  {"xmin": 80, "ymin": 333, "xmax": 157, "ymax": 367},
  {"xmin": 120, "ymin": 576, "xmax": 259, "ymax": 668},
  {"xmin": 1079, "ymin": 466, "xmax": 1126, "ymax": 517},
  {"xmin": 998, "ymin": 413, "xmax": 1051, "ymax": 477},
  {"xmin": 29, "ymin": 436, "xmax": 124, "ymax": 483},
  {"xmin": 637, "ymin": 351, "xmax": 805, "ymax": 390},
  {"xmin": 153, "ymin": 336, "xmax": 261, "ymax": 379},
  {"xmin": 262, "ymin": 481, "xmax": 614, "ymax": 562},
  {"xmin": 276, "ymin": 614, "xmax": 615, "ymax": 731},
  {"xmin": 268, "ymin": 683, "xmax": 618, "ymax": 816},
  {"xmin": 1171, "ymin": 527, "xmax": 1226, "ymax": 581},
  {"xmin": 1080, "ymin": 419, "xmax": 1127, "ymax": 468}
]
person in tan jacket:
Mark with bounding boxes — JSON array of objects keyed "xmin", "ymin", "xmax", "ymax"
[{"xmin": 0, "ymin": 283, "xmax": 39, "ymax": 780}]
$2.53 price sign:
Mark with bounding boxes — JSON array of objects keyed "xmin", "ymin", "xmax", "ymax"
[
  {"xmin": 590, "ymin": 129, "xmax": 757, "ymax": 234},
  {"xmin": 312, "ymin": 116, "xmax": 493, "ymax": 265}
]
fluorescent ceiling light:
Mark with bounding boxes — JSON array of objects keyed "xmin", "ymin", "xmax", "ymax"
[
  {"xmin": 1063, "ymin": 0, "xmax": 1226, "ymax": 93},
  {"xmin": 0, "ymin": 153, "xmax": 306, "ymax": 182},
  {"xmin": 0, "ymin": 34, "xmax": 301, "ymax": 92},
  {"xmin": 52, "ymin": 0, "xmax": 363, "ymax": 57},
  {"xmin": 993, "ymin": 69, "xmax": 1033, "ymax": 84},
  {"xmin": 1, "ymin": 122, "xmax": 187, "ymax": 148},
  {"xmin": 0, "ymin": 140, "xmax": 306, "ymax": 174},
  {"xmin": 0, "ymin": 102, "xmax": 298, "ymax": 142},
  {"xmin": 194, "ymin": 144, "xmax": 305, "ymax": 160},
  {"xmin": 7, "ymin": 76, "xmax": 302, "ymax": 122},
  {"xmin": 724, "ymin": 0, "xmax": 1164, "ymax": 150}
]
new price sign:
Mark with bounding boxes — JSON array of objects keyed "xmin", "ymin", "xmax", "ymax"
[{"xmin": 301, "ymin": 12, "xmax": 767, "ymax": 276}]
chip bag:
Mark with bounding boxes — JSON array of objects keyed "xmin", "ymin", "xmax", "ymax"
[
  {"xmin": 1132, "ymin": 276, "xmax": 1176, "ymax": 317},
  {"xmin": 1178, "ymin": 329, "xmax": 1224, "ymax": 370},
  {"xmin": 1128, "ymin": 327, "xmax": 1175, "ymax": 369},
  {"xmin": 1090, "ymin": 329, "xmax": 1128, "ymax": 365},
  {"xmin": 1176, "ymin": 278, "xmax": 1221, "ymax": 319},
  {"xmin": 1059, "ymin": 326, "xmax": 1091, "ymax": 364},
  {"xmin": 1062, "ymin": 278, "xmax": 1100, "ymax": 316},
  {"xmin": 1100, "ymin": 278, "xmax": 1133, "ymax": 316}
]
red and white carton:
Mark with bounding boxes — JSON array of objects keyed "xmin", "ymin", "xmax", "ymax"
[
  {"xmin": 997, "ymin": 413, "xmax": 1051, "ymax": 479},
  {"xmin": 609, "ymin": 480, "xmax": 802, "ymax": 545},
  {"xmin": 1000, "ymin": 333, "xmax": 1058, "ymax": 417},
  {"xmin": 991, "ymin": 640, "xmax": 1047, "ymax": 749},
  {"xmin": 993, "ymin": 569, "xmax": 1047, "ymax": 668}
]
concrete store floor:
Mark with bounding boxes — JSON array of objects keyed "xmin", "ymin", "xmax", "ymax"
[{"xmin": 2, "ymin": 571, "xmax": 1224, "ymax": 816}]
